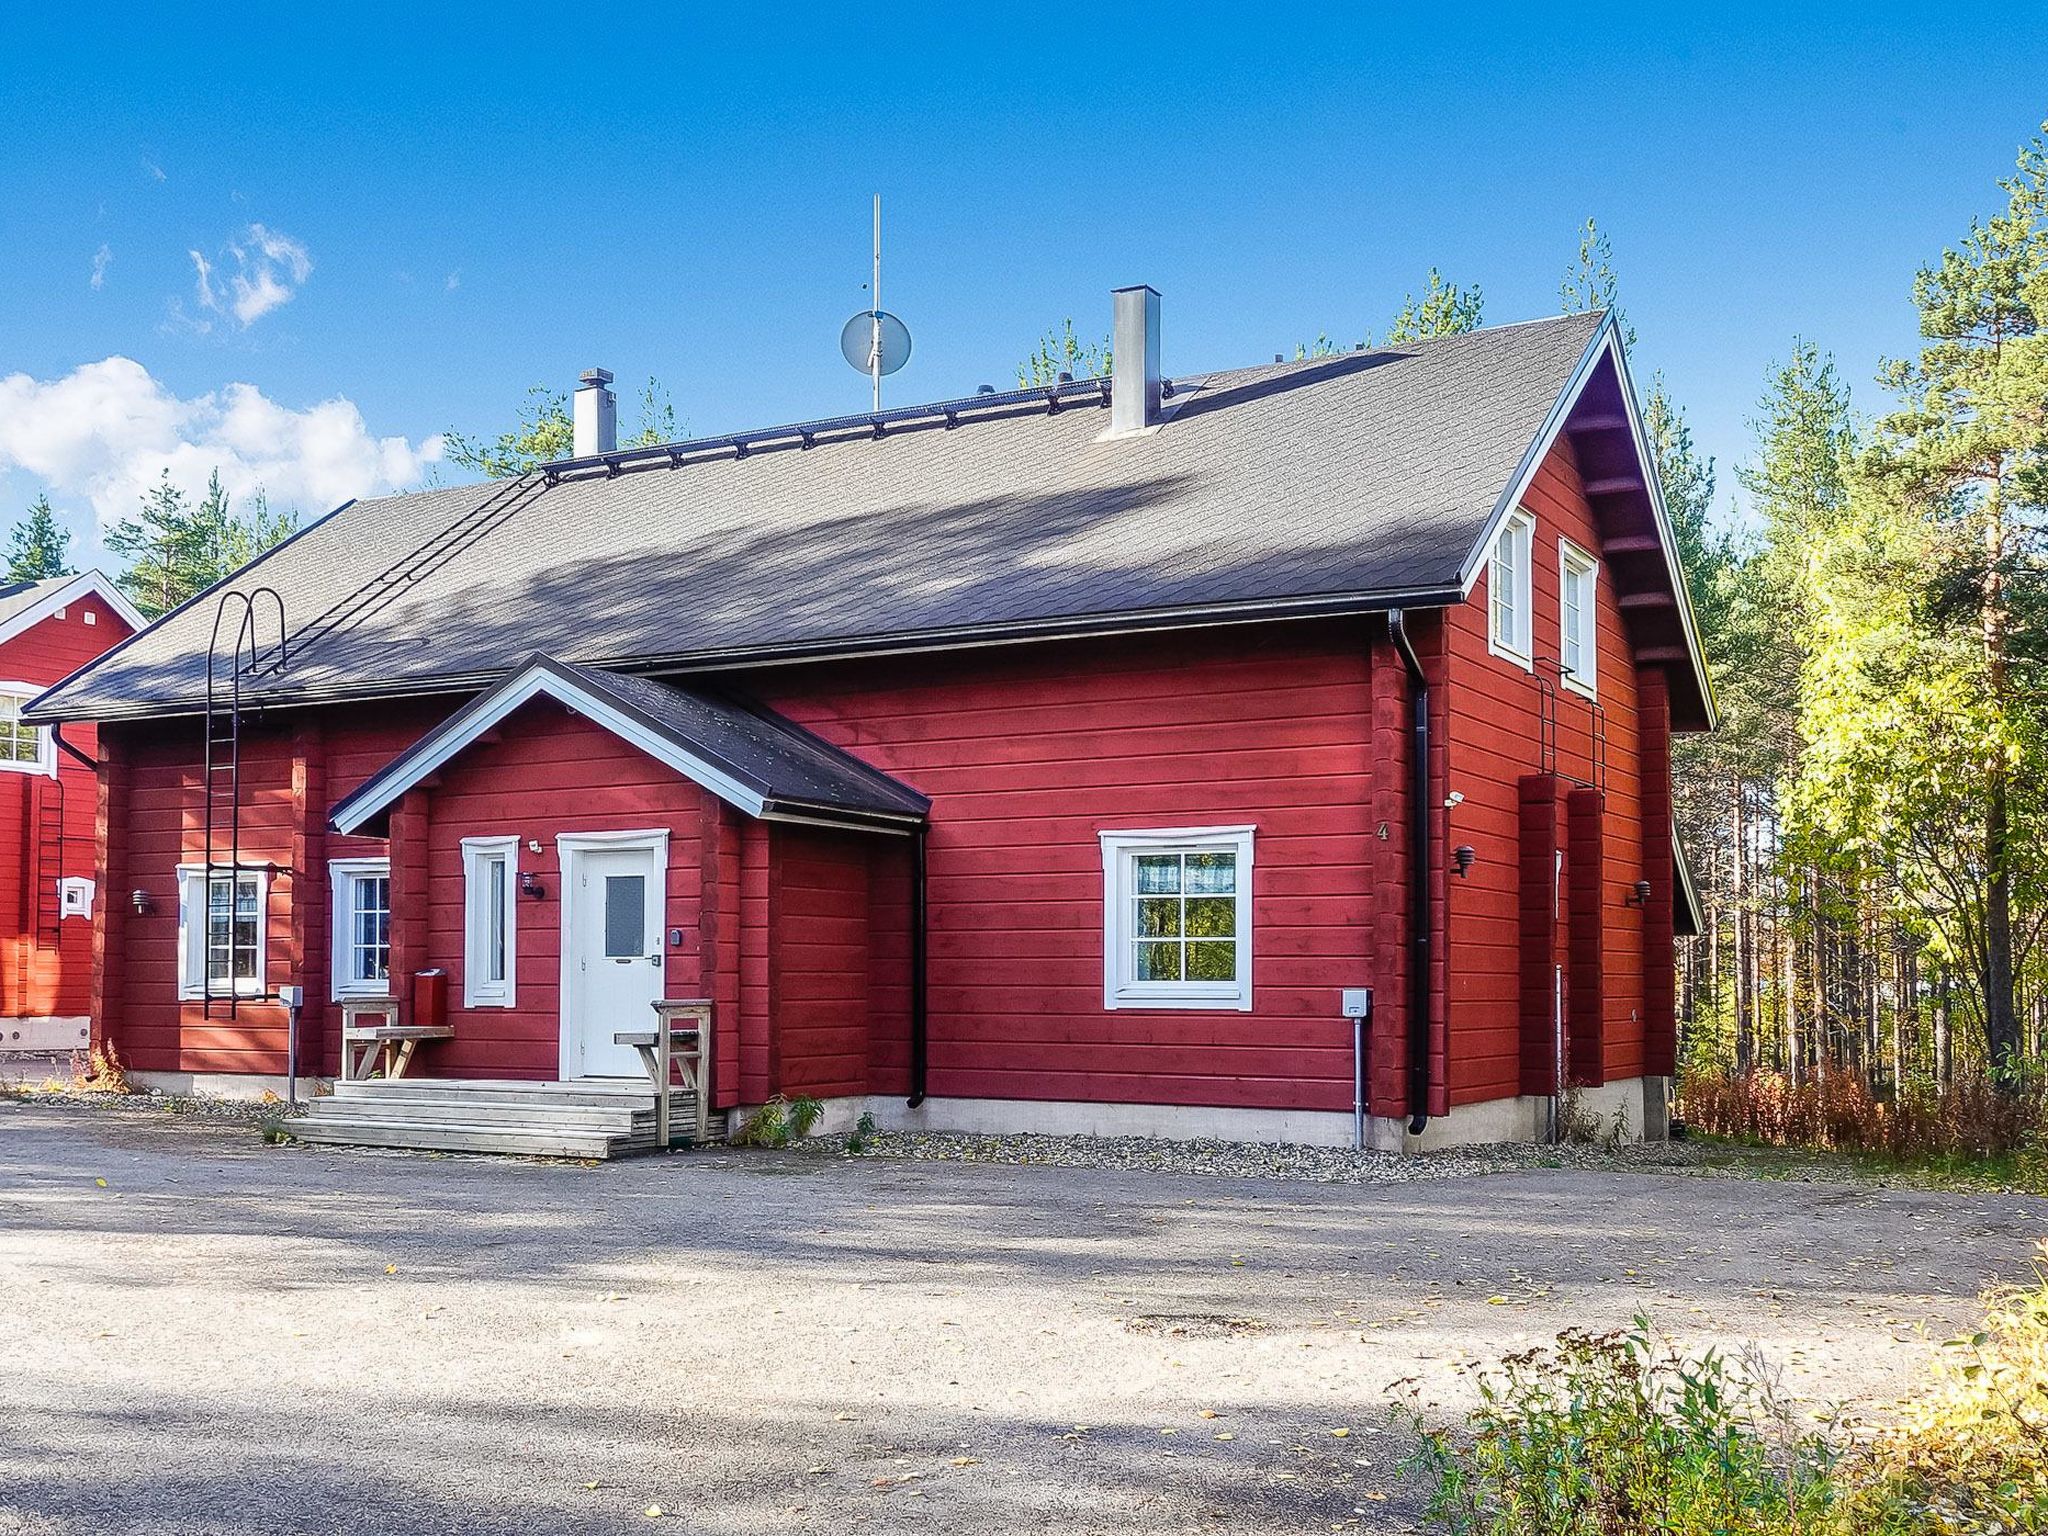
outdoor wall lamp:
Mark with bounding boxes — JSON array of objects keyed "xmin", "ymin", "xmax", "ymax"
[
  {"xmin": 519, "ymin": 870, "xmax": 545, "ymax": 900},
  {"xmin": 1452, "ymin": 845, "xmax": 1476, "ymax": 879},
  {"xmin": 1626, "ymin": 879, "xmax": 1653, "ymax": 908},
  {"xmin": 131, "ymin": 888, "xmax": 153, "ymax": 916}
]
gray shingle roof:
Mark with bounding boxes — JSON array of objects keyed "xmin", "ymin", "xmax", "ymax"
[
  {"xmin": 328, "ymin": 654, "xmax": 929, "ymax": 836},
  {"xmin": 30, "ymin": 310, "xmax": 1607, "ymax": 723}
]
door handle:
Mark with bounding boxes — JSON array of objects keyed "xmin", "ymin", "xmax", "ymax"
[{"xmin": 649, "ymin": 953, "xmax": 662, "ymax": 968}]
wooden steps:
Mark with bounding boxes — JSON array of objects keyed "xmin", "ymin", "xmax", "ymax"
[{"xmin": 282, "ymin": 1078, "xmax": 717, "ymax": 1159}]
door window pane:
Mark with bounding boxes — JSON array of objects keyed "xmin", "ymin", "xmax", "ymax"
[{"xmin": 603, "ymin": 874, "xmax": 645, "ymax": 958}]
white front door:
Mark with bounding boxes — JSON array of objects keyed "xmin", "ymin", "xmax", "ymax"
[{"xmin": 563, "ymin": 840, "xmax": 666, "ymax": 1078}]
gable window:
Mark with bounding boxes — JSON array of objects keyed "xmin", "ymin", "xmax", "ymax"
[
  {"xmin": 1100, "ymin": 826, "xmax": 1254, "ymax": 1010},
  {"xmin": 176, "ymin": 864, "xmax": 270, "ymax": 1001},
  {"xmin": 1487, "ymin": 509, "xmax": 1534, "ymax": 667},
  {"xmin": 328, "ymin": 858, "xmax": 392, "ymax": 999},
  {"xmin": 462, "ymin": 836, "xmax": 519, "ymax": 1007},
  {"xmin": 0, "ymin": 686, "xmax": 52, "ymax": 775},
  {"xmin": 1559, "ymin": 541, "xmax": 1599, "ymax": 696}
]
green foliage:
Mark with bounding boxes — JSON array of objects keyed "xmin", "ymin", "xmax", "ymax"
[
  {"xmin": 1404, "ymin": 1321, "xmax": 1849, "ymax": 1535},
  {"xmin": 846, "ymin": 1110, "xmax": 878, "ymax": 1155},
  {"xmin": 1293, "ymin": 332, "xmax": 1341, "ymax": 360},
  {"xmin": 5, "ymin": 495, "xmax": 75, "ymax": 582},
  {"xmin": 1410, "ymin": 1251, "xmax": 2048, "ymax": 1535},
  {"xmin": 443, "ymin": 378, "xmax": 681, "ymax": 479},
  {"xmin": 105, "ymin": 470, "xmax": 299, "ymax": 619},
  {"xmin": 1017, "ymin": 320, "xmax": 1111, "ymax": 387},
  {"xmin": 730, "ymin": 1093, "xmax": 825, "ymax": 1148},
  {"xmin": 1559, "ymin": 217, "xmax": 1634, "ymax": 348},
  {"xmin": 1385, "ymin": 268, "xmax": 1484, "ymax": 343}
]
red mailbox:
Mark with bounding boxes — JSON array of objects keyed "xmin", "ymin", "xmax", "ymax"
[{"xmin": 411, "ymin": 968, "xmax": 447, "ymax": 1030}]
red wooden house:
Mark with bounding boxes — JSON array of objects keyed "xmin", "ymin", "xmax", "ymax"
[
  {"xmin": 29, "ymin": 291, "xmax": 1709, "ymax": 1155},
  {"xmin": 0, "ymin": 571, "xmax": 142, "ymax": 1054}
]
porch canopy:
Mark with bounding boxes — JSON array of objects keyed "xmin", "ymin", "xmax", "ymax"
[{"xmin": 328, "ymin": 653, "xmax": 929, "ymax": 837}]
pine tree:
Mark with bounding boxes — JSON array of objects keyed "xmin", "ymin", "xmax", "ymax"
[
  {"xmin": 444, "ymin": 379, "xmax": 681, "ymax": 477},
  {"xmin": 1018, "ymin": 322, "xmax": 1112, "ymax": 387},
  {"xmin": 4, "ymin": 495, "xmax": 75, "ymax": 582},
  {"xmin": 106, "ymin": 470, "xmax": 301, "ymax": 618},
  {"xmin": 1855, "ymin": 122, "xmax": 2048, "ymax": 1080},
  {"xmin": 1559, "ymin": 218, "xmax": 1635, "ymax": 347},
  {"xmin": 1384, "ymin": 269, "xmax": 1484, "ymax": 342}
]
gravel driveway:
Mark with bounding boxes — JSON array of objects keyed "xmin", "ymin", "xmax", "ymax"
[{"xmin": 3, "ymin": 1098, "xmax": 2043, "ymax": 1535}]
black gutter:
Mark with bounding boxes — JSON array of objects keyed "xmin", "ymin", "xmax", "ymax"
[
  {"xmin": 23, "ymin": 585, "xmax": 1469, "ymax": 729},
  {"xmin": 51, "ymin": 724, "xmax": 97, "ymax": 772},
  {"xmin": 908, "ymin": 826, "xmax": 929, "ymax": 1108},
  {"xmin": 1388, "ymin": 610, "xmax": 1432, "ymax": 1136}
]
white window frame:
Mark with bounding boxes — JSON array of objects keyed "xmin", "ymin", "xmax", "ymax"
[
  {"xmin": 175, "ymin": 863, "xmax": 270, "ymax": 1001},
  {"xmin": 1486, "ymin": 509, "xmax": 1535, "ymax": 670},
  {"xmin": 1099, "ymin": 825, "xmax": 1255, "ymax": 1011},
  {"xmin": 0, "ymin": 682, "xmax": 55, "ymax": 777},
  {"xmin": 1559, "ymin": 539, "xmax": 1599, "ymax": 698},
  {"xmin": 462, "ymin": 835, "xmax": 520, "ymax": 1008},
  {"xmin": 328, "ymin": 857, "xmax": 393, "ymax": 1000}
]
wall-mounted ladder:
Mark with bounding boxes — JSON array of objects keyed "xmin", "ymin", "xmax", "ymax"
[
  {"xmin": 32, "ymin": 773, "xmax": 62, "ymax": 950},
  {"xmin": 202, "ymin": 588, "xmax": 288, "ymax": 1019}
]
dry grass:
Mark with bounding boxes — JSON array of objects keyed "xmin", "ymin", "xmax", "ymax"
[{"xmin": 1680, "ymin": 1068, "xmax": 2045, "ymax": 1161}]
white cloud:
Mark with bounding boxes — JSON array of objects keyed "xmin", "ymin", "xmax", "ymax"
[
  {"xmin": 188, "ymin": 223, "xmax": 314, "ymax": 328},
  {"xmin": 444, "ymin": 270, "xmax": 461, "ymax": 292},
  {"xmin": 0, "ymin": 357, "xmax": 442, "ymax": 533},
  {"xmin": 90, "ymin": 244, "xmax": 112, "ymax": 291}
]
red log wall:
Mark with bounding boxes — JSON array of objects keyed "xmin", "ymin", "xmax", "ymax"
[{"xmin": 0, "ymin": 589, "xmax": 131, "ymax": 1020}]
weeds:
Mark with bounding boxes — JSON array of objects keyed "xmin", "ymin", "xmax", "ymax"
[
  {"xmin": 1407, "ymin": 1244, "xmax": 2048, "ymax": 1533},
  {"xmin": 1403, "ymin": 1321, "xmax": 1846, "ymax": 1535},
  {"xmin": 846, "ymin": 1111, "xmax": 878, "ymax": 1155},
  {"xmin": 729, "ymin": 1094, "xmax": 826, "ymax": 1148},
  {"xmin": 1681, "ymin": 1068, "xmax": 2048, "ymax": 1176},
  {"xmin": 69, "ymin": 1043, "xmax": 129, "ymax": 1095}
]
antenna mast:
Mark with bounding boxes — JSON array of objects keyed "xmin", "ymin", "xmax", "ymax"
[
  {"xmin": 870, "ymin": 194, "xmax": 883, "ymax": 412},
  {"xmin": 839, "ymin": 199, "xmax": 911, "ymax": 405}
]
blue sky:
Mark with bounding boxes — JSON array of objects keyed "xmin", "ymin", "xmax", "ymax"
[{"xmin": 3, "ymin": 3, "xmax": 2044, "ymax": 571}]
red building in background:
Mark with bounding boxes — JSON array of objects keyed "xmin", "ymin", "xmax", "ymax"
[{"xmin": 0, "ymin": 572, "xmax": 141, "ymax": 1053}]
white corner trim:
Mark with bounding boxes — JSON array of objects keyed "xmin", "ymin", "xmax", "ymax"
[
  {"xmin": 327, "ymin": 857, "xmax": 391, "ymax": 1002},
  {"xmin": 1099, "ymin": 824, "xmax": 1254, "ymax": 1012},
  {"xmin": 460, "ymin": 835, "xmax": 520, "ymax": 1008},
  {"xmin": 329, "ymin": 661, "xmax": 770, "ymax": 835}
]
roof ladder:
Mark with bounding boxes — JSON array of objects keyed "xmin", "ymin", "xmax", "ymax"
[{"xmin": 201, "ymin": 589, "xmax": 288, "ymax": 1020}]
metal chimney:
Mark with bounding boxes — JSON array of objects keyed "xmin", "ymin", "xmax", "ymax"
[
  {"xmin": 574, "ymin": 368, "xmax": 616, "ymax": 457},
  {"xmin": 1108, "ymin": 285, "xmax": 1161, "ymax": 437}
]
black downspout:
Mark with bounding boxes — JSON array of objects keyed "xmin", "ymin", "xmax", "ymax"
[
  {"xmin": 51, "ymin": 723, "xmax": 97, "ymax": 772},
  {"xmin": 907, "ymin": 824, "xmax": 929, "ymax": 1107},
  {"xmin": 1388, "ymin": 610, "xmax": 1432, "ymax": 1136}
]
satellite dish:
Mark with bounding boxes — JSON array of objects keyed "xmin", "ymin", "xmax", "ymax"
[{"xmin": 841, "ymin": 310, "xmax": 912, "ymax": 377}]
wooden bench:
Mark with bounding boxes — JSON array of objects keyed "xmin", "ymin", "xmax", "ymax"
[
  {"xmin": 339, "ymin": 1000, "xmax": 454, "ymax": 1083},
  {"xmin": 615, "ymin": 998, "xmax": 712, "ymax": 1146}
]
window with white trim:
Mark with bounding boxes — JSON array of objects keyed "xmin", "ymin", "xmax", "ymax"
[
  {"xmin": 1100, "ymin": 826, "xmax": 1254, "ymax": 1010},
  {"xmin": 175, "ymin": 864, "xmax": 269, "ymax": 1001},
  {"xmin": 462, "ymin": 836, "xmax": 519, "ymax": 1007},
  {"xmin": 328, "ymin": 858, "xmax": 392, "ymax": 999},
  {"xmin": 0, "ymin": 686, "xmax": 53, "ymax": 775},
  {"xmin": 1487, "ymin": 509, "xmax": 1534, "ymax": 667},
  {"xmin": 1559, "ymin": 540, "xmax": 1599, "ymax": 696}
]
